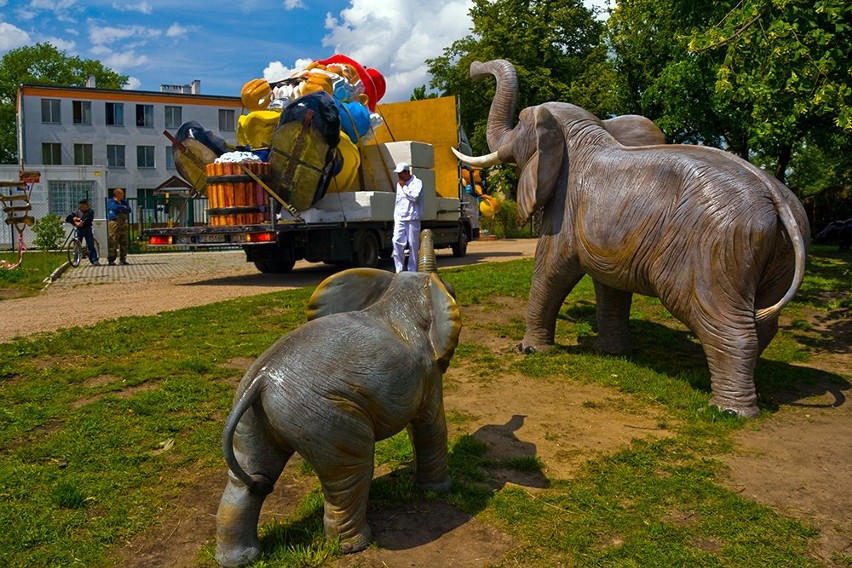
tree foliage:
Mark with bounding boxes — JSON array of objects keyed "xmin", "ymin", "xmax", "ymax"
[
  {"xmin": 0, "ymin": 43, "xmax": 128, "ymax": 164},
  {"xmin": 425, "ymin": 0, "xmax": 608, "ymax": 154},
  {"xmin": 607, "ymin": 0, "xmax": 851, "ymax": 185}
]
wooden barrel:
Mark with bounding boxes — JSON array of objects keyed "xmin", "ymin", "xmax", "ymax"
[{"xmin": 204, "ymin": 162, "xmax": 270, "ymax": 225}]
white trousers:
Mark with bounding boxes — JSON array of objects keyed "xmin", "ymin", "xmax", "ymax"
[{"xmin": 392, "ymin": 220, "xmax": 421, "ymax": 272}]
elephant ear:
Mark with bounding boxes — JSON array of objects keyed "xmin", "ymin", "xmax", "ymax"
[
  {"xmin": 428, "ymin": 273, "xmax": 462, "ymax": 372},
  {"xmin": 516, "ymin": 106, "xmax": 565, "ymax": 223},
  {"xmin": 307, "ymin": 268, "xmax": 395, "ymax": 320}
]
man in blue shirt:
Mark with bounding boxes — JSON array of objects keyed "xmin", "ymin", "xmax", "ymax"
[
  {"xmin": 65, "ymin": 199, "xmax": 100, "ymax": 265},
  {"xmin": 107, "ymin": 188, "xmax": 131, "ymax": 265},
  {"xmin": 392, "ymin": 162, "xmax": 423, "ymax": 272}
]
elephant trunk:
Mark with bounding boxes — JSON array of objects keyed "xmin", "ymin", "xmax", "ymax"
[
  {"xmin": 417, "ymin": 229, "xmax": 438, "ymax": 273},
  {"xmin": 471, "ymin": 59, "xmax": 519, "ymax": 152}
]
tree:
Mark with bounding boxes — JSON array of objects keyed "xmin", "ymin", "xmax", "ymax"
[
  {"xmin": 607, "ymin": 0, "xmax": 851, "ymax": 185},
  {"xmin": 689, "ymin": 0, "xmax": 851, "ymax": 181},
  {"xmin": 0, "ymin": 43, "xmax": 128, "ymax": 164},
  {"xmin": 426, "ymin": 0, "xmax": 608, "ymax": 154}
]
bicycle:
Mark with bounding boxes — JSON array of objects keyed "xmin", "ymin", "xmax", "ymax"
[{"xmin": 63, "ymin": 224, "xmax": 100, "ymax": 267}]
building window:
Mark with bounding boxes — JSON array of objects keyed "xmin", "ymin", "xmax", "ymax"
[
  {"xmin": 137, "ymin": 145, "xmax": 155, "ymax": 168},
  {"xmin": 42, "ymin": 143, "xmax": 62, "ymax": 165},
  {"xmin": 165, "ymin": 147, "xmax": 175, "ymax": 169},
  {"xmin": 165, "ymin": 106, "xmax": 182, "ymax": 129},
  {"xmin": 218, "ymin": 109, "xmax": 235, "ymax": 131},
  {"xmin": 107, "ymin": 144, "xmax": 126, "ymax": 168},
  {"xmin": 48, "ymin": 180, "xmax": 95, "ymax": 216},
  {"xmin": 73, "ymin": 144, "xmax": 93, "ymax": 166},
  {"xmin": 136, "ymin": 104, "xmax": 154, "ymax": 127},
  {"xmin": 106, "ymin": 102, "xmax": 124, "ymax": 126},
  {"xmin": 41, "ymin": 99, "xmax": 61, "ymax": 123},
  {"xmin": 72, "ymin": 101, "xmax": 92, "ymax": 125}
]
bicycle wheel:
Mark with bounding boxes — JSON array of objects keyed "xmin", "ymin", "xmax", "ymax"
[{"xmin": 67, "ymin": 238, "xmax": 82, "ymax": 267}]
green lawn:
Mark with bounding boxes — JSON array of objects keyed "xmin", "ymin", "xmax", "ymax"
[{"xmin": 0, "ymin": 245, "xmax": 848, "ymax": 567}]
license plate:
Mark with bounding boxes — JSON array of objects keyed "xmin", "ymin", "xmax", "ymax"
[{"xmin": 198, "ymin": 234, "xmax": 227, "ymax": 243}]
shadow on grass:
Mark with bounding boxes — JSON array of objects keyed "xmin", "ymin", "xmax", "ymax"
[
  {"xmin": 336, "ymin": 417, "xmax": 548, "ymax": 552},
  {"xmin": 560, "ymin": 305, "xmax": 850, "ymax": 413}
]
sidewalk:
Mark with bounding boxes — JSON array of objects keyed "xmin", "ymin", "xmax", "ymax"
[{"xmin": 50, "ymin": 250, "xmax": 254, "ymax": 288}]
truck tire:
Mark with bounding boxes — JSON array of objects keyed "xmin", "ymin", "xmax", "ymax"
[
  {"xmin": 254, "ymin": 258, "xmax": 296, "ymax": 273},
  {"xmin": 451, "ymin": 226, "xmax": 468, "ymax": 257},
  {"xmin": 353, "ymin": 230, "xmax": 380, "ymax": 268}
]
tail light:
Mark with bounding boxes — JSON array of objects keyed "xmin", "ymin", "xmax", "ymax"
[{"xmin": 148, "ymin": 235, "xmax": 173, "ymax": 245}]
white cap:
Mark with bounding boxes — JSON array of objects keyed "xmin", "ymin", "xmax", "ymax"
[{"xmin": 393, "ymin": 162, "xmax": 410, "ymax": 173}]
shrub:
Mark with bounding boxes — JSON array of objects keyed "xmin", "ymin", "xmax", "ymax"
[{"xmin": 32, "ymin": 214, "xmax": 66, "ymax": 250}]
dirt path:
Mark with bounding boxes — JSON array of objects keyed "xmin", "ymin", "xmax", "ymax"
[{"xmin": 0, "ymin": 238, "xmax": 537, "ymax": 343}]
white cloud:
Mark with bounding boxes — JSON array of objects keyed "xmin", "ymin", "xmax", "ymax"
[
  {"xmin": 263, "ymin": 58, "xmax": 313, "ymax": 83},
  {"xmin": 112, "ymin": 2, "xmax": 153, "ymax": 14},
  {"xmin": 43, "ymin": 36, "xmax": 76, "ymax": 51},
  {"xmin": 89, "ymin": 24, "xmax": 160, "ymax": 46},
  {"xmin": 123, "ymin": 76, "xmax": 142, "ymax": 90},
  {"xmin": 0, "ymin": 22, "xmax": 31, "ymax": 52},
  {"xmin": 165, "ymin": 23, "xmax": 196, "ymax": 38},
  {"xmin": 283, "ymin": 0, "xmax": 304, "ymax": 9},
  {"xmin": 321, "ymin": 0, "xmax": 474, "ymax": 103},
  {"xmin": 89, "ymin": 46, "xmax": 150, "ymax": 70}
]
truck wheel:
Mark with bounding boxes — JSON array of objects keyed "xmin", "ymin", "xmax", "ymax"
[
  {"xmin": 354, "ymin": 231, "xmax": 379, "ymax": 268},
  {"xmin": 254, "ymin": 258, "xmax": 295, "ymax": 273},
  {"xmin": 451, "ymin": 227, "xmax": 468, "ymax": 257}
]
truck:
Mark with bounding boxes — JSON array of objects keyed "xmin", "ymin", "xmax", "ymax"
[{"xmin": 143, "ymin": 95, "xmax": 479, "ymax": 273}]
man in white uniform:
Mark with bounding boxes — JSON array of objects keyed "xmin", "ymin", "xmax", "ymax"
[{"xmin": 392, "ymin": 162, "xmax": 423, "ymax": 272}]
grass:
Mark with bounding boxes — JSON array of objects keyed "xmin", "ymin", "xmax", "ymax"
[
  {"xmin": 0, "ymin": 245, "xmax": 848, "ymax": 567},
  {"xmin": 0, "ymin": 251, "xmax": 67, "ymax": 298}
]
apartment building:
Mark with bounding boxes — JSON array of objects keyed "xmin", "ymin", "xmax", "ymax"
[{"xmin": 12, "ymin": 80, "xmax": 241, "ymax": 233}]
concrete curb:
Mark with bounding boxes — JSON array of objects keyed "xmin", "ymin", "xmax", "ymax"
[{"xmin": 43, "ymin": 261, "xmax": 71, "ymax": 287}]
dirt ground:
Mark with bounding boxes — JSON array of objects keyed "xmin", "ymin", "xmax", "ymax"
[{"xmin": 3, "ymin": 241, "xmax": 849, "ymax": 566}]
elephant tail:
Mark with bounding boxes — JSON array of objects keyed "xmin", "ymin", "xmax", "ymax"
[
  {"xmin": 745, "ymin": 165, "xmax": 807, "ymax": 323},
  {"xmin": 221, "ymin": 373, "xmax": 275, "ymax": 495}
]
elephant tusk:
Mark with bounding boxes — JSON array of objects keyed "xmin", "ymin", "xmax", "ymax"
[{"xmin": 451, "ymin": 147, "xmax": 503, "ymax": 168}]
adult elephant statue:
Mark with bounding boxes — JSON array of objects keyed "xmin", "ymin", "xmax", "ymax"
[
  {"xmin": 215, "ymin": 230, "xmax": 460, "ymax": 567},
  {"xmin": 453, "ymin": 59, "xmax": 809, "ymax": 418}
]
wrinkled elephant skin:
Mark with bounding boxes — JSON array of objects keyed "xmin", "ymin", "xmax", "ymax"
[
  {"xmin": 215, "ymin": 235, "xmax": 460, "ymax": 567},
  {"xmin": 457, "ymin": 59, "xmax": 809, "ymax": 418}
]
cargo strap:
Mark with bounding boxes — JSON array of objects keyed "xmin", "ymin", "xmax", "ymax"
[{"xmin": 236, "ymin": 161, "xmax": 303, "ymax": 222}]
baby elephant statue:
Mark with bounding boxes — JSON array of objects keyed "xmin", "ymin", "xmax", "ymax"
[
  {"xmin": 215, "ymin": 230, "xmax": 460, "ymax": 567},
  {"xmin": 454, "ymin": 59, "xmax": 810, "ymax": 418}
]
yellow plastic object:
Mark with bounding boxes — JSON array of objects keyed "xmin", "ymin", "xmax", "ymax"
[
  {"xmin": 241, "ymin": 79, "xmax": 272, "ymax": 112},
  {"xmin": 237, "ymin": 110, "xmax": 281, "ymax": 149},
  {"xmin": 326, "ymin": 132, "xmax": 361, "ymax": 193},
  {"xmin": 479, "ymin": 194, "xmax": 501, "ymax": 217},
  {"xmin": 369, "ymin": 96, "xmax": 461, "ymax": 198},
  {"xmin": 300, "ymin": 72, "xmax": 334, "ymax": 97}
]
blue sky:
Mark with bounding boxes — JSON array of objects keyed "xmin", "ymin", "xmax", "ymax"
[{"xmin": 0, "ymin": 0, "xmax": 610, "ymax": 104}]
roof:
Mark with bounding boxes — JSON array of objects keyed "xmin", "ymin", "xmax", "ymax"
[{"xmin": 18, "ymin": 83, "xmax": 241, "ymax": 107}]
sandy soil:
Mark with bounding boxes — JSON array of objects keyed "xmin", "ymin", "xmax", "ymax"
[{"xmin": 3, "ymin": 239, "xmax": 849, "ymax": 566}]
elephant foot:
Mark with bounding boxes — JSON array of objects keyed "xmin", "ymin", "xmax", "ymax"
[
  {"xmin": 709, "ymin": 396, "xmax": 760, "ymax": 419},
  {"xmin": 420, "ymin": 476, "xmax": 452, "ymax": 494},
  {"xmin": 339, "ymin": 524, "xmax": 372, "ymax": 554},
  {"xmin": 215, "ymin": 543, "xmax": 261, "ymax": 568},
  {"xmin": 593, "ymin": 336, "xmax": 631, "ymax": 355},
  {"xmin": 517, "ymin": 341, "xmax": 553, "ymax": 354}
]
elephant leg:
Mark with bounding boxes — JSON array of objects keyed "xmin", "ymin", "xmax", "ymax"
[
  {"xmin": 521, "ymin": 245, "xmax": 585, "ymax": 352},
  {"xmin": 408, "ymin": 392, "xmax": 451, "ymax": 493},
  {"xmin": 216, "ymin": 411, "xmax": 291, "ymax": 567},
  {"xmin": 691, "ymin": 313, "xmax": 761, "ymax": 418},
  {"xmin": 755, "ymin": 315, "xmax": 779, "ymax": 356},
  {"xmin": 310, "ymin": 438, "xmax": 376, "ymax": 553},
  {"xmin": 593, "ymin": 280, "xmax": 633, "ymax": 354}
]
